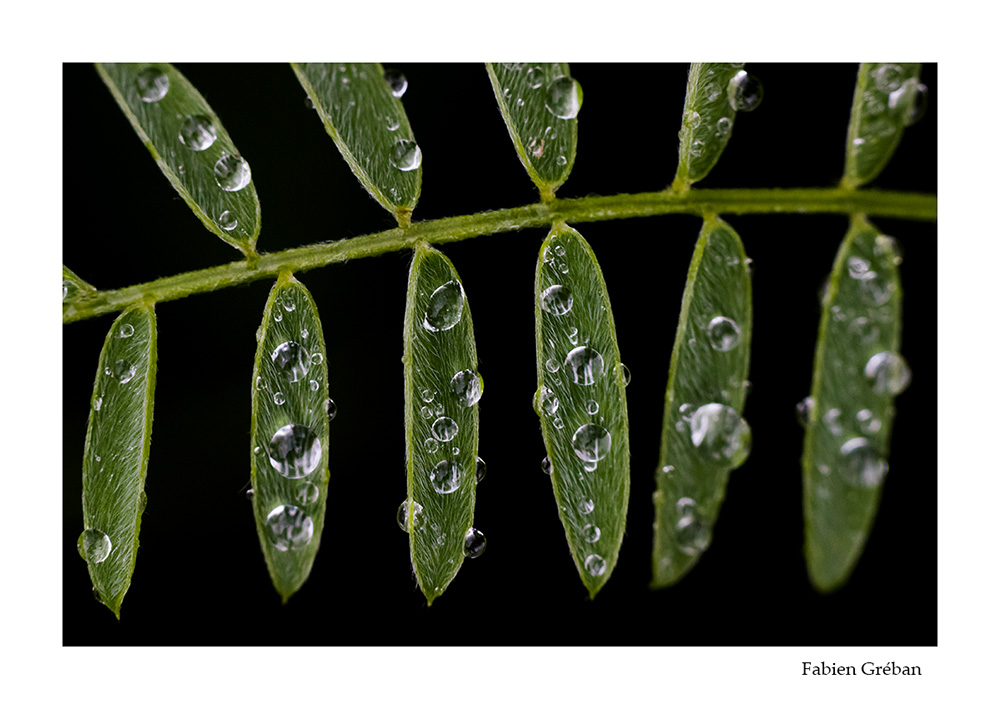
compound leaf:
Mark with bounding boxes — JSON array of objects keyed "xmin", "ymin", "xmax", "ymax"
[
  {"xmin": 803, "ymin": 216, "xmax": 907, "ymax": 591},
  {"xmin": 534, "ymin": 223, "xmax": 630, "ymax": 598},
  {"xmin": 843, "ymin": 63, "xmax": 924, "ymax": 188},
  {"xmin": 292, "ymin": 63, "xmax": 421, "ymax": 226},
  {"xmin": 250, "ymin": 273, "xmax": 331, "ymax": 601},
  {"xmin": 403, "ymin": 245, "xmax": 482, "ymax": 605},
  {"xmin": 95, "ymin": 63, "xmax": 261, "ymax": 256},
  {"xmin": 79, "ymin": 305, "xmax": 157, "ymax": 618},
  {"xmin": 651, "ymin": 216, "xmax": 752, "ymax": 588},
  {"xmin": 486, "ymin": 63, "xmax": 581, "ymax": 200}
]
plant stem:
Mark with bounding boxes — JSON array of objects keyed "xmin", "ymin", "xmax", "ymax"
[{"xmin": 64, "ymin": 187, "xmax": 936, "ymax": 324}]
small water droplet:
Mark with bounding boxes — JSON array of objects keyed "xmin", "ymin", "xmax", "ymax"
[
  {"xmin": 265, "ymin": 504, "xmax": 314, "ymax": 550},
  {"xmin": 271, "ymin": 341, "xmax": 310, "ymax": 382},
  {"xmin": 310, "ymin": 352, "xmax": 323, "ymax": 365},
  {"xmin": 585, "ymin": 399, "xmax": 600, "ymax": 415},
  {"xmin": 578, "ymin": 498, "xmax": 595, "ymax": 515},
  {"xmin": 715, "ymin": 116, "xmax": 733, "ymax": 137},
  {"xmin": 661, "ymin": 464, "xmax": 675, "ymax": 478},
  {"xmin": 872, "ymin": 64, "xmax": 905, "ymax": 93},
  {"xmin": 451, "ymin": 369, "xmax": 483, "ymax": 407},
  {"xmin": 136, "ymin": 67, "xmax": 169, "ymax": 102},
  {"xmin": 618, "ymin": 362, "xmax": 631, "ymax": 386},
  {"xmin": 273, "ymin": 311, "xmax": 283, "ymax": 323},
  {"xmin": 676, "ymin": 514, "xmax": 710, "ymax": 555},
  {"xmin": 178, "ymin": 114, "xmax": 217, "ymax": 151},
  {"xmin": 839, "ymin": 437, "xmax": 888, "ymax": 487},
  {"xmin": 568, "ymin": 327, "xmax": 579, "ymax": 345},
  {"xmin": 545, "ymin": 358, "xmax": 560, "ymax": 373},
  {"xmin": 385, "ymin": 115, "xmax": 400, "ymax": 131},
  {"xmin": 245, "ymin": 488, "xmax": 254, "ymax": 500},
  {"xmin": 432, "ymin": 416, "xmax": 458, "ymax": 442},
  {"xmin": 421, "ymin": 388, "xmax": 435, "ymax": 403},
  {"xmin": 420, "ymin": 406, "xmax": 432, "ymax": 419},
  {"xmin": 875, "ymin": 235, "xmax": 903, "ymax": 266},
  {"xmin": 796, "ymin": 396, "xmax": 815, "ymax": 427},
  {"xmin": 282, "ymin": 300, "xmax": 296, "ymax": 313},
  {"xmin": 537, "ymin": 385, "xmax": 559, "ymax": 416},
  {"xmin": 309, "ymin": 379, "xmax": 319, "ymax": 392},
  {"xmin": 565, "ymin": 346, "xmax": 605, "ymax": 386},
  {"xmin": 823, "ymin": 408, "xmax": 844, "ymax": 435},
  {"xmin": 383, "ymin": 68, "xmax": 407, "ymax": 97},
  {"xmin": 106, "ymin": 359, "xmax": 137, "ymax": 384},
  {"xmin": 273, "ymin": 391, "xmax": 286, "ymax": 405},
  {"xmin": 256, "ymin": 376, "xmax": 267, "ymax": 391},
  {"xmin": 118, "ymin": 324, "xmax": 134, "ymax": 338},
  {"xmin": 689, "ymin": 403, "xmax": 751, "ymax": 466},
  {"xmin": 295, "ymin": 481, "xmax": 320, "ymax": 504},
  {"xmin": 707, "ymin": 316, "xmax": 742, "ymax": 352},
  {"xmin": 397, "ymin": 499, "xmax": 425, "ymax": 532},
  {"xmin": 727, "ymin": 70, "xmax": 763, "ymax": 112},
  {"xmin": 540, "ymin": 284, "xmax": 574, "ymax": 315},
  {"xmin": 214, "ymin": 154, "xmax": 252, "ymax": 191},
  {"xmin": 464, "ymin": 527, "xmax": 487, "ymax": 558},
  {"xmin": 430, "ymin": 460, "xmax": 462, "ymax": 494},
  {"xmin": 676, "ymin": 497, "xmax": 696, "ymax": 516},
  {"xmin": 77, "ymin": 528, "xmax": 112, "ymax": 563},
  {"xmin": 856, "ymin": 409, "xmax": 882, "ymax": 434},
  {"xmin": 544, "ymin": 75, "xmax": 583, "ymax": 119},
  {"xmin": 423, "ymin": 280, "xmax": 465, "ymax": 332},
  {"xmin": 268, "ymin": 424, "xmax": 322, "ymax": 478},
  {"xmin": 93, "ymin": 396, "xmax": 103, "ymax": 411},
  {"xmin": 304, "ymin": 96, "xmax": 314, "ymax": 110},
  {"xmin": 584, "ymin": 553, "xmax": 606, "ymax": 576},
  {"xmin": 390, "ymin": 139, "xmax": 422, "ymax": 171},
  {"xmin": 325, "ymin": 398, "xmax": 337, "ymax": 420},
  {"xmin": 541, "ymin": 456, "xmax": 553, "ymax": 475},
  {"xmin": 218, "ymin": 210, "xmax": 237, "ymax": 231},
  {"xmin": 864, "ymin": 352, "xmax": 912, "ymax": 395},
  {"xmin": 526, "ymin": 65, "xmax": 545, "ymax": 89},
  {"xmin": 582, "ymin": 523, "xmax": 601, "ymax": 543},
  {"xmin": 253, "ymin": 446, "xmax": 261, "ymax": 455}
]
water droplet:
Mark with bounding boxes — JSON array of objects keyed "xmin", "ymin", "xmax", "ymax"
[
  {"xmin": 796, "ymin": 396, "xmax": 815, "ymax": 426},
  {"xmin": 552, "ymin": 417, "xmax": 564, "ymax": 430},
  {"xmin": 432, "ymin": 416, "xmax": 458, "ymax": 442},
  {"xmin": 537, "ymin": 385, "xmax": 559, "ymax": 415},
  {"xmin": 526, "ymin": 65, "xmax": 544, "ymax": 89},
  {"xmin": 309, "ymin": 380, "xmax": 319, "ymax": 392},
  {"xmin": 715, "ymin": 116, "xmax": 733, "ymax": 137},
  {"xmin": 890, "ymin": 79, "xmax": 928, "ymax": 126},
  {"xmin": 421, "ymin": 388, "xmax": 435, "ymax": 403},
  {"xmin": 864, "ymin": 352, "xmax": 912, "ymax": 395},
  {"xmin": 689, "ymin": 403, "xmax": 751, "ymax": 466},
  {"xmin": 555, "ymin": 155, "xmax": 568, "ymax": 166},
  {"xmin": 856, "ymin": 409, "xmax": 882, "ymax": 434},
  {"xmin": 707, "ymin": 316, "xmax": 742, "ymax": 352},
  {"xmin": 390, "ymin": 138, "xmax": 422, "ymax": 171},
  {"xmin": 823, "ymin": 408, "xmax": 844, "ymax": 435},
  {"xmin": 584, "ymin": 553, "xmax": 606, "ymax": 576},
  {"xmin": 848, "ymin": 256, "xmax": 873, "ymax": 280},
  {"xmin": 544, "ymin": 75, "xmax": 583, "ymax": 119},
  {"xmin": 661, "ymin": 464, "xmax": 675, "ymax": 478},
  {"xmin": 218, "ymin": 210, "xmax": 237, "ymax": 231},
  {"xmin": 676, "ymin": 497, "xmax": 696, "ymax": 516},
  {"xmin": 254, "ymin": 446, "xmax": 261, "ymax": 455},
  {"xmin": 430, "ymin": 460, "xmax": 462, "ymax": 494},
  {"xmin": 676, "ymin": 514, "xmax": 710, "ymax": 555},
  {"xmin": 396, "ymin": 499, "xmax": 424, "ymax": 532},
  {"xmin": 214, "ymin": 154, "xmax": 252, "ymax": 192},
  {"xmin": 539, "ymin": 284, "xmax": 574, "ymax": 315},
  {"xmin": 585, "ymin": 399, "xmax": 599, "ymax": 415},
  {"xmin": 77, "ymin": 528, "xmax": 111, "ymax": 563},
  {"xmin": 245, "ymin": 488, "xmax": 254, "ymax": 500},
  {"xmin": 690, "ymin": 140, "xmax": 705, "ymax": 157},
  {"xmin": 564, "ymin": 346, "xmax": 605, "ymax": 386},
  {"xmin": 579, "ymin": 498, "xmax": 595, "ymax": 515},
  {"xmin": 875, "ymin": 235, "xmax": 903, "ymax": 266},
  {"xmin": 383, "ymin": 68, "xmax": 407, "ymax": 97},
  {"xmin": 541, "ymin": 456, "xmax": 553, "ymax": 475},
  {"xmin": 545, "ymin": 358, "xmax": 560, "ymax": 373},
  {"xmin": 267, "ymin": 424, "xmax": 322, "ymax": 478},
  {"xmin": 618, "ymin": 363, "xmax": 631, "ymax": 386},
  {"xmin": 423, "ymin": 280, "xmax": 465, "ymax": 332},
  {"xmin": 106, "ymin": 359, "xmax": 137, "ymax": 384},
  {"xmin": 282, "ymin": 300, "xmax": 296, "ymax": 313},
  {"xmin": 582, "ymin": 523, "xmax": 601, "ymax": 543},
  {"xmin": 451, "ymin": 369, "xmax": 483, "ymax": 407},
  {"xmin": 93, "ymin": 396, "xmax": 103, "ymax": 411},
  {"xmin": 727, "ymin": 70, "xmax": 763, "ymax": 112},
  {"xmin": 568, "ymin": 327, "xmax": 579, "ymax": 345},
  {"xmin": 178, "ymin": 114, "xmax": 217, "ymax": 151},
  {"xmin": 420, "ymin": 406, "xmax": 432, "ymax": 419},
  {"xmin": 265, "ymin": 504, "xmax": 314, "ymax": 550},
  {"xmin": 255, "ymin": 376, "xmax": 267, "ymax": 391},
  {"xmin": 271, "ymin": 341, "xmax": 310, "ymax": 382},
  {"xmin": 464, "ymin": 527, "xmax": 487, "ymax": 558},
  {"xmin": 839, "ymin": 437, "xmax": 888, "ymax": 487},
  {"xmin": 304, "ymin": 96, "xmax": 314, "ymax": 110},
  {"xmin": 273, "ymin": 391, "xmax": 285, "ymax": 405},
  {"xmin": 295, "ymin": 481, "xmax": 320, "ymax": 504},
  {"xmin": 872, "ymin": 64, "xmax": 905, "ymax": 93},
  {"xmin": 273, "ymin": 311, "xmax": 283, "ymax": 323},
  {"xmin": 136, "ymin": 67, "xmax": 169, "ymax": 102},
  {"xmin": 325, "ymin": 398, "xmax": 337, "ymax": 420},
  {"xmin": 385, "ymin": 115, "xmax": 400, "ymax": 131},
  {"xmin": 572, "ymin": 422, "xmax": 612, "ymax": 463}
]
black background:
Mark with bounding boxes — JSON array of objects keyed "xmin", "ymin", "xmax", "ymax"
[{"xmin": 63, "ymin": 63, "xmax": 937, "ymax": 646}]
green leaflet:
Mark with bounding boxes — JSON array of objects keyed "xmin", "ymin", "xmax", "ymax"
[
  {"xmin": 403, "ymin": 245, "xmax": 481, "ymax": 604},
  {"xmin": 292, "ymin": 63, "xmax": 421, "ymax": 226},
  {"xmin": 534, "ymin": 223, "xmax": 630, "ymax": 598},
  {"xmin": 95, "ymin": 63, "xmax": 261, "ymax": 257},
  {"xmin": 486, "ymin": 63, "xmax": 581, "ymax": 200},
  {"xmin": 79, "ymin": 305, "xmax": 157, "ymax": 617},
  {"xmin": 673, "ymin": 63, "xmax": 744, "ymax": 189},
  {"xmin": 249, "ymin": 274, "xmax": 331, "ymax": 601},
  {"xmin": 843, "ymin": 63, "xmax": 924, "ymax": 188},
  {"xmin": 803, "ymin": 216, "xmax": 906, "ymax": 592},
  {"xmin": 63, "ymin": 265, "xmax": 95, "ymax": 305},
  {"xmin": 651, "ymin": 216, "xmax": 752, "ymax": 588}
]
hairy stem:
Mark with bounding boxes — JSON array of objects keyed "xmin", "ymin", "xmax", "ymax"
[{"xmin": 64, "ymin": 187, "xmax": 936, "ymax": 323}]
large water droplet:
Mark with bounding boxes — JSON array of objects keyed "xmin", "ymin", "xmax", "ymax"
[
  {"xmin": 707, "ymin": 316, "xmax": 742, "ymax": 352},
  {"xmin": 136, "ymin": 67, "xmax": 169, "ymax": 102},
  {"xmin": 430, "ymin": 460, "xmax": 462, "ymax": 494},
  {"xmin": 727, "ymin": 70, "xmax": 763, "ymax": 112},
  {"xmin": 214, "ymin": 154, "xmax": 252, "ymax": 191},
  {"xmin": 295, "ymin": 481, "xmax": 320, "ymax": 505},
  {"xmin": 888, "ymin": 78, "xmax": 928, "ymax": 126},
  {"xmin": 676, "ymin": 514, "xmax": 710, "ymax": 555},
  {"xmin": 541, "ymin": 456, "xmax": 553, "ymax": 475},
  {"xmin": 432, "ymin": 416, "xmax": 458, "ymax": 442},
  {"xmin": 864, "ymin": 352, "xmax": 912, "ymax": 395},
  {"xmin": 584, "ymin": 553, "xmax": 606, "ymax": 576},
  {"xmin": 325, "ymin": 398, "xmax": 338, "ymax": 420},
  {"xmin": 451, "ymin": 369, "xmax": 483, "ymax": 407},
  {"xmin": 390, "ymin": 139, "xmax": 422, "ymax": 171},
  {"xmin": 265, "ymin": 504, "xmax": 314, "ymax": 550},
  {"xmin": 564, "ymin": 346, "xmax": 605, "ymax": 386},
  {"xmin": 218, "ymin": 210, "xmax": 237, "ymax": 231},
  {"xmin": 540, "ymin": 284, "xmax": 574, "ymax": 315},
  {"xmin": 689, "ymin": 403, "xmax": 751, "ymax": 466},
  {"xmin": 572, "ymin": 423, "xmax": 612, "ymax": 463},
  {"xmin": 77, "ymin": 528, "xmax": 111, "ymax": 563},
  {"xmin": 475, "ymin": 456, "xmax": 487, "ymax": 483},
  {"xmin": 544, "ymin": 76, "xmax": 583, "ymax": 119},
  {"xmin": 839, "ymin": 437, "xmax": 888, "ymax": 487},
  {"xmin": 268, "ymin": 424, "xmax": 322, "ymax": 479},
  {"xmin": 178, "ymin": 114, "xmax": 217, "ymax": 151},
  {"xmin": 537, "ymin": 385, "xmax": 559, "ymax": 416},
  {"xmin": 463, "ymin": 527, "xmax": 487, "ymax": 558},
  {"xmin": 423, "ymin": 280, "xmax": 465, "ymax": 332},
  {"xmin": 582, "ymin": 523, "xmax": 601, "ymax": 543},
  {"xmin": 271, "ymin": 341, "xmax": 310, "ymax": 383},
  {"xmin": 106, "ymin": 359, "xmax": 137, "ymax": 384},
  {"xmin": 384, "ymin": 68, "xmax": 407, "ymax": 97},
  {"xmin": 397, "ymin": 499, "xmax": 424, "ymax": 531}
]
